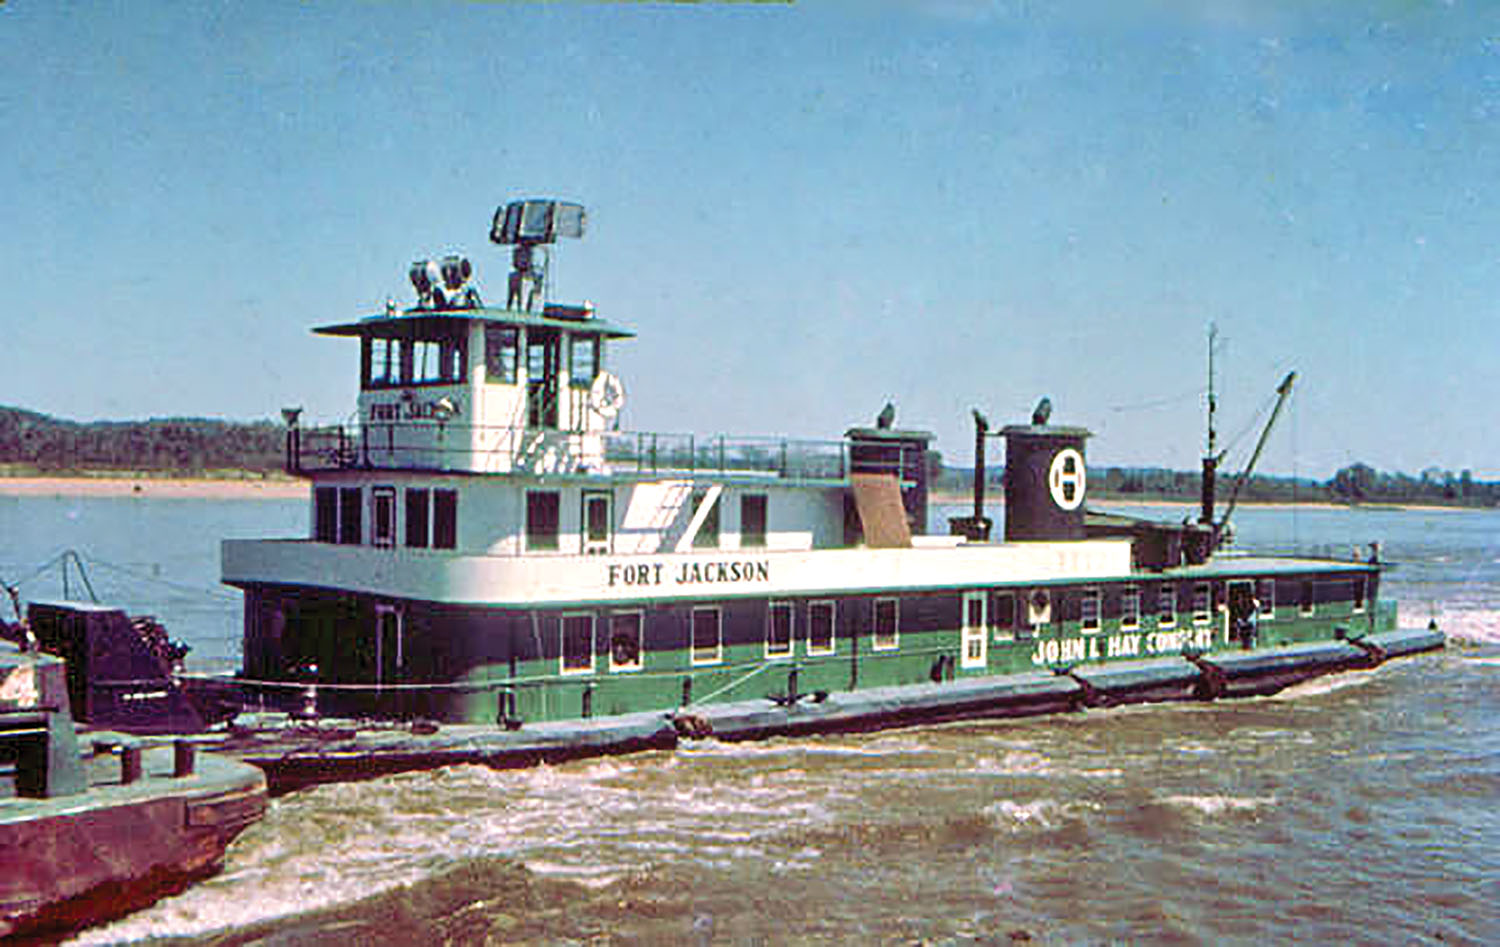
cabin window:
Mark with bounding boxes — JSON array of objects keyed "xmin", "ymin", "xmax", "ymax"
[
  {"xmin": 485, "ymin": 326, "xmax": 519, "ymax": 384},
  {"xmin": 962, "ymin": 592, "xmax": 987, "ymax": 668},
  {"xmin": 608, "ymin": 612, "xmax": 642, "ymax": 672},
  {"xmin": 1080, "ymin": 588, "xmax": 1101, "ymax": 632},
  {"xmin": 766, "ymin": 601, "xmax": 793, "ymax": 658},
  {"xmin": 372, "ymin": 487, "xmax": 395, "ymax": 548},
  {"xmin": 1192, "ymin": 583, "xmax": 1212, "ymax": 625},
  {"xmin": 991, "ymin": 592, "xmax": 1016, "ymax": 641},
  {"xmin": 339, "ymin": 487, "xmax": 362, "ymax": 545},
  {"xmin": 691, "ymin": 607, "xmax": 722, "ymax": 665},
  {"xmin": 569, "ymin": 336, "xmax": 598, "ymax": 388},
  {"xmin": 741, "ymin": 494, "xmax": 768, "ymax": 548},
  {"xmin": 432, "ymin": 489, "xmax": 457, "ymax": 549},
  {"xmin": 1120, "ymin": 586, "xmax": 1140, "ymax": 630},
  {"xmin": 1256, "ymin": 579, "xmax": 1275, "ymax": 619},
  {"xmin": 405, "ymin": 489, "xmax": 430, "ymax": 548},
  {"xmin": 314, "ymin": 486, "xmax": 338, "ymax": 543},
  {"xmin": 527, "ymin": 491, "xmax": 561, "ymax": 551},
  {"xmin": 561, "ymin": 613, "xmax": 595, "ymax": 674},
  {"xmin": 691, "ymin": 489, "xmax": 720, "ymax": 549},
  {"xmin": 808, "ymin": 601, "xmax": 836, "ymax": 656},
  {"xmin": 1300, "ymin": 580, "xmax": 1315, "ymax": 616},
  {"xmin": 583, "ymin": 492, "xmax": 612, "ymax": 555},
  {"xmin": 1025, "ymin": 588, "xmax": 1052, "ymax": 629},
  {"xmin": 1158, "ymin": 585, "xmax": 1177, "ymax": 628},
  {"xmin": 873, "ymin": 597, "xmax": 899, "ymax": 651},
  {"xmin": 1352, "ymin": 576, "xmax": 1367, "ymax": 613}
]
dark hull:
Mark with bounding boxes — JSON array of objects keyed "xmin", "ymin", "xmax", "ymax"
[
  {"xmin": 214, "ymin": 626, "xmax": 1442, "ymax": 795},
  {"xmin": 0, "ymin": 746, "xmax": 267, "ymax": 941}
]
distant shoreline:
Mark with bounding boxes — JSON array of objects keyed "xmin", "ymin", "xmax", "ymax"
[
  {"xmin": 0, "ymin": 474, "xmax": 307, "ymax": 499},
  {"xmin": 0, "ymin": 477, "xmax": 1483, "ymax": 511},
  {"xmin": 927, "ymin": 490, "xmax": 1479, "ymax": 514}
]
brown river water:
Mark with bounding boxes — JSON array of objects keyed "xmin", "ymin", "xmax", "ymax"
[{"xmin": 1, "ymin": 498, "xmax": 1491, "ymax": 945}]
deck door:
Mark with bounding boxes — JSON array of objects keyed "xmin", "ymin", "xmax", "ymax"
[
  {"xmin": 582, "ymin": 490, "xmax": 613, "ymax": 555},
  {"xmin": 1227, "ymin": 580, "xmax": 1255, "ymax": 648},
  {"xmin": 961, "ymin": 591, "xmax": 988, "ymax": 670},
  {"xmin": 374, "ymin": 604, "xmax": 404, "ymax": 686}
]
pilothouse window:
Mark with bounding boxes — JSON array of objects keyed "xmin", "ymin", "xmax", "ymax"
[
  {"xmin": 485, "ymin": 326, "xmax": 519, "ymax": 384},
  {"xmin": 569, "ymin": 336, "xmax": 598, "ymax": 387},
  {"xmin": 363, "ymin": 332, "xmax": 466, "ymax": 389}
]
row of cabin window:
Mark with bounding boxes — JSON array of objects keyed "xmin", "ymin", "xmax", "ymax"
[
  {"xmin": 359, "ymin": 329, "xmax": 602, "ymax": 390},
  {"xmin": 525, "ymin": 489, "xmax": 769, "ymax": 552},
  {"xmin": 552, "ymin": 575, "xmax": 1369, "ymax": 676},
  {"xmin": 1003, "ymin": 576, "xmax": 1367, "ymax": 635},
  {"xmin": 558, "ymin": 599, "xmax": 894, "ymax": 675},
  {"xmin": 314, "ymin": 486, "xmax": 457, "ymax": 549}
]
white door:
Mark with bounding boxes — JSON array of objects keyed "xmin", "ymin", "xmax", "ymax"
[{"xmin": 961, "ymin": 591, "xmax": 988, "ymax": 670}]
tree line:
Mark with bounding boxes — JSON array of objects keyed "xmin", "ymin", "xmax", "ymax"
[
  {"xmin": 4, "ymin": 404, "xmax": 1496, "ymax": 505},
  {"xmin": 936, "ymin": 462, "xmax": 1498, "ymax": 508},
  {"xmin": 0, "ymin": 406, "xmax": 284, "ymax": 475}
]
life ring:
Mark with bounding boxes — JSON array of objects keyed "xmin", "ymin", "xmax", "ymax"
[{"xmin": 589, "ymin": 371, "xmax": 626, "ymax": 419}]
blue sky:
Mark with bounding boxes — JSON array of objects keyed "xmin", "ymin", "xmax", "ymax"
[{"xmin": 3, "ymin": 1, "xmax": 1497, "ymax": 478}]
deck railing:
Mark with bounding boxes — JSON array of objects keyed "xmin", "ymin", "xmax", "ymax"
[{"xmin": 288, "ymin": 421, "xmax": 850, "ymax": 482}]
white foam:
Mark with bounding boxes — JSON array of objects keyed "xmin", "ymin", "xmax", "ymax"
[
  {"xmin": 1435, "ymin": 608, "xmax": 1500, "ymax": 644},
  {"xmin": 982, "ymin": 797, "xmax": 1098, "ymax": 829},
  {"xmin": 1159, "ymin": 793, "xmax": 1276, "ymax": 815},
  {"xmin": 1268, "ymin": 670, "xmax": 1377, "ymax": 701}
]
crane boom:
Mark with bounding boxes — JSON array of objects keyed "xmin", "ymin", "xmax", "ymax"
[{"xmin": 1217, "ymin": 371, "xmax": 1296, "ymax": 537}]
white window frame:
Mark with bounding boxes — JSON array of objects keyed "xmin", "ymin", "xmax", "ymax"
[
  {"xmin": 990, "ymin": 592, "xmax": 1015, "ymax": 642},
  {"xmin": 691, "ymin": 606, "xmax": 723, "ymax": 666},
  {"xmin": 765, "ymin": 601, "xmax": 794, "ymax": 659},
  {"xmin": 582, "ymin": 490, "xmax": 612, "ymax": 556},
  {"xmin": 371, "ymin": 486, "xmax": 396, "ymax": 549},
  {"xmin": 872, "ymin": 597, "xmax": 899, "ymax": 651},
  {"xmin": 560, "ymin": 612, "xmax": 595, "ymax": 675},
  {"xmin": 1120, "ymin": 586, "xmax": 1140, "ymax": 630},
  {"xmin": 1257, "ymin": 578, "xmax": 1276, "ymax": 620},
  {"xmin": 1080, "ymin": 587, "xmax": 1101, "ymax": 633},
  {"xmin": 1192, "ymin": 582, "xmax": 1212, "ymax": 626},
  {"xmin": 607, "ymin": 610, "xmax": 643, "ymax": 673},
  {"xmin": 1158, "ymin": 585, "xmax": 1177, "ymax": 629},
  {"xmin": 807, "ymin": 600, "xmax": 836, "ymax": 656},
  {"xmin": 961, "ymin": 591, "xmax": 988, "ymax": 669}
]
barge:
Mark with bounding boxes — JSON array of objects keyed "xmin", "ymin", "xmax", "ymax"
[
  {"xmin": 213, "ymin": 198, "xmax": 1442, "ymax": 790},
  {"xmin": 0, "ymin": 640, "xmax": 266, "ymax": 939}
]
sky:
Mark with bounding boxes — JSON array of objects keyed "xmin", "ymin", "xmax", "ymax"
[{"xmin": 3, "ymin": 1, "xmax": 1497, "ymax": 479}]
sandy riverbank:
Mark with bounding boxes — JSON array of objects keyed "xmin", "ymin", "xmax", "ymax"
[{"xmin": 0, "ymin": 476, "xmax": 308, "ymax": 499}]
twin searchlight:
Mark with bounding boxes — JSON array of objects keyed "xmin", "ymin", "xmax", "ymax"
[{"xmin": 407, "ymin": 198, "xmax": 587, "ymax": 313}]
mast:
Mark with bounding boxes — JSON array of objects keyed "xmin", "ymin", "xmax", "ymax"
[{"xmin": 1199, "ymin": 323, "xmax": 1218, "ymax": 525}]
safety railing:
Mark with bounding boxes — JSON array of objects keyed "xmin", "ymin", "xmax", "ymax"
[{"xmin": 287, "ymin": 421, "xmax": 850, "ymax": 482}]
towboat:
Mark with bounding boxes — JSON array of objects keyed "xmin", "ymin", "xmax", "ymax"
[{"xmin": 216, "ymin": 199, "xmax": 1442, "ymax": 786}]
